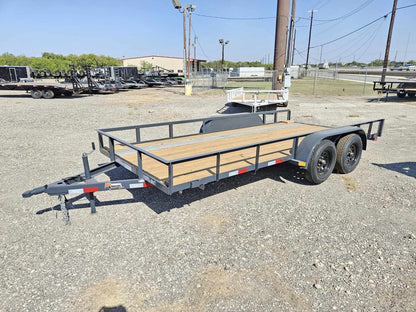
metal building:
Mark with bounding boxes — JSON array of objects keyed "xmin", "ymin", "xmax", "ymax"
[{"xmin": 122, "ymin": 55, "xmax": 206, "ymax": 74}]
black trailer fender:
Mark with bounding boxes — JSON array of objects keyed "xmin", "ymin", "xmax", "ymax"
[{"xmin": 294, "ymin": 126, "xmax": 367, "ymax": 169}]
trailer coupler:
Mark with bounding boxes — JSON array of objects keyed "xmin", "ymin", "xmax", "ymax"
[{"xmin": 22, "ymin": 160, "xmax": 154, "ymax": 224}]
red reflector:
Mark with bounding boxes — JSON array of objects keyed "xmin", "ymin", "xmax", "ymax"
[
  {"xmin": 374, "ymin": 137, "xmax": 378, "ymax": 141},
  {"xmin": 143, "ymin": 182, "xmax": 153, "ymax": 187},
  {"xmin": 238, "ymin": 168, "xmax": 248, "ymax": 174},
  {"xmin": 84, "ymin": 187, "xmax": 98, "ymax": 193},
  {"xmin": 276, "ymin": 158, "xmax": 283, "ymax": 164}
]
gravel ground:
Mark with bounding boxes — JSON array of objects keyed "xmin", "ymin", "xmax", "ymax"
[{"xmin": 0, "ymin": 86, "xmax": 415, "ymax": 312}]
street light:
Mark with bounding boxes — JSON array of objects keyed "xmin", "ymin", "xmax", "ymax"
[
  {"xmin": 219, "ymin": 39, "xmax": 229, "ymax": 73},
  {"xmin": 186, "ymin": 4, "xmax": 196, "ymax": 80}
]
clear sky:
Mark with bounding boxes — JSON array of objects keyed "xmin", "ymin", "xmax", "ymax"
[{"xmin": 0, "ymin": 0, "xmax": 415, "ymax": 64}]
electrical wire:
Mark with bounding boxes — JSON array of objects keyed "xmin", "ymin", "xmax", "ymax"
[
  {"xmin": 297, "ymin": 3, "xmax": 416, "ymax": 52},
  {"xmin": 193, "ymin": 13, "xmax": 274, "ymax": 20}
]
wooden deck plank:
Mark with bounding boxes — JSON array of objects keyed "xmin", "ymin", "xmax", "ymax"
[{"xmin": 113, "ymin": 122, "xmax": 327, "ymax": 186}]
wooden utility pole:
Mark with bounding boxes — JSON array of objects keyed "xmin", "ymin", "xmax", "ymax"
[
  {"xmin": 187, "ymin": 9, "xmax": 192, "ymax": 79},
  {"xmin": 272, "ymin": 0, "xmax": 290, "ymax": 90},
  {"xmin": 183, "ymin": 9, "xmax": 187, "ymax": 78},
  {"xmin": 381, "ymin": 0, "xmax": 398, "ymax": 82},
  {"xmin": 193, "ymin": 35, "xmax": 197, "ymax": 72}
]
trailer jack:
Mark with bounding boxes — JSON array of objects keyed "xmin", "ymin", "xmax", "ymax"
[{"xmin": 58, "ymin": 195, "xmax": 70, "ymax": 225}]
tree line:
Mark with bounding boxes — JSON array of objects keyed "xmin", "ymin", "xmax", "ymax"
[
  {"xmin": 0, "ymin": 52, "xmax": 122, "ymax": 72},
  {"xmin": 202, "ymin": 59, "xmax": 416, "ymax": 70}
]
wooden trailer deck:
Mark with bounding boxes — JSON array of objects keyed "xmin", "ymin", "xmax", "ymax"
[{"xmin": 107, "ymin": 122, "xmax": 328, "ymax": 186}]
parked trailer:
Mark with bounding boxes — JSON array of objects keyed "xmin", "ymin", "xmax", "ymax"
[
  {"xmin": 0, "ymin": 80, "xmax": 76, "ymax": 98},
  {"xmin": 23, "ymin": 110, "xmax": 384, "ymax": 224},
  {"xmin": 227, "ymin": 87, "xmax": 289, "ymax": 111},
  {"xmin": 373, "ymin": 80, "xmax": 416, "ymax": 99}
]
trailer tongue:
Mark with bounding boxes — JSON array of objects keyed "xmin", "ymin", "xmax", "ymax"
[{"xmin": 23, "ymin": 110, "xmax": 384, "ymax": 224}]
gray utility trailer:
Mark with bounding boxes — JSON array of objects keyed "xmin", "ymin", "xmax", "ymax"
[
  {"xmin": 23, "ymin": 110, "xmax": 384, "ymax": 224},
  {"xmin": 373, "ymin": 80, "xmax": 416, "ymax": 99}
]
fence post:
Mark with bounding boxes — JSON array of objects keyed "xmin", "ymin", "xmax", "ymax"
[{"xmin": 363, "ymin": 68, "xmax": 368, "ymax": 95}]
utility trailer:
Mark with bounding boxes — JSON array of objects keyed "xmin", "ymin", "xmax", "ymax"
[
  {"xmin": 23, "ymin": 110, "xmax": 384, "ymax": 224},
  {"xmin": 373, "ymin": 80, "xmax": 416, "ymax": 99},
  {"xmin": 227, "ymin": 87, "xmax": 289, "ymax": 111}
]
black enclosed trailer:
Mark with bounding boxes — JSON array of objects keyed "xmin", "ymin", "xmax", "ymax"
[
  {"xmin": 23, "ymin": 110, "xmax": 384, "ymax": 224},
  {"xmin": 0, "ymin": 66, "xmax": 32, "ymax": 82}
]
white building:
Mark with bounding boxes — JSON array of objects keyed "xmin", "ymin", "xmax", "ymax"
[{"xmin": 237, "ymin": 67, "xmax": 265, "ymax": 77}]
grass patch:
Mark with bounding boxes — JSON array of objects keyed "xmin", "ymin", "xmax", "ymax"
[
  {"xmin": 348, "ymin": 114, "xmax": 360, "ymax": 117},
  {"xmin": 199, "ymin": 77, "xmax": 377, "ymax": 97}
]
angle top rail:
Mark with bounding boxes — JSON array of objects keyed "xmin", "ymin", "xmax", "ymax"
[
  {"xmin": 97, "ymin": 131, "xmax": 168, "ymax": 165},
  {"xmin": 97, "ymin": 110, "xmax": 291, "ymax": 133},
  {"xmin": 97, "ymin": 110, "xmax": 291, "ymax": 167}
]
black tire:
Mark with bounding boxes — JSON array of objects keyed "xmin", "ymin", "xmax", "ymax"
[
  {"xmin": 397, "ymin": 90, "xmax": 406, "ymax": 98},
  {"xmin": 42, "ymin": 89, "xmax": 55, "ymax": 99},
  {"xmin": 305, "ymin": 139, "xmax": 337, "ymax": 184},
  {"xmin": 335, "ymin": 134, "xmax": 362, "ymax": 174},
  {"xmin": 408, "ymin": 93, "xmax": 415, "ymax": 98},
  {"xmin": 30, "ymin": 89, "xmax": 42, "ymax": 99}
]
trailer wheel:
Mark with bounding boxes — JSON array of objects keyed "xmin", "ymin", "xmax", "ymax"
[
  {"xmin": 335, "ymin": 134, "xmax": 362, "ymax": 174},
  {"xmin": 408, "ymin": 93, "xmax": 415, "ymax": 98},
  {"xmin": 30, "ymin": 89, "xmax": 42, "ymax": 99},
  {"xmin": 42, "ymin": 89, "xmax": 55, "ymax": 99},
  {"xmin": 397, "ymin": 90, "xmax": 406, "ymax": 98},
  {"xmin": 305, "ymin": 139, "xmax": 336, "ymax": 184}
]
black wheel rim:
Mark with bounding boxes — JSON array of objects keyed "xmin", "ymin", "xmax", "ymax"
[
  {"xmin": 346, "ymin": 143, "xmax": 357, "ymax": 166},
  {"xmin": 317, "ymin": 150, "xmax": 332, "ymax": 176}
]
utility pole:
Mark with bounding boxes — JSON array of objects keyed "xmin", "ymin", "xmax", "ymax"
[
  {"xmin": 193, "ymin": 35, "xmax": 197, "ymax": 72},
  {"xmin": 272, "ymin": 0, "xmax": 290, "ymax": 90},
  {"xmin": 381, "ymin": 0, "xmax": 398, "ymax": 82},
  {"xmin": 305, "ymin": 10, "xmax": 315, "ymax": 69},
  {"xmin": 291, "ymin": 28, "xmax": 296, "ymax": 65},
  {"xmin": 183, "ymin": 8, "xmax": 187, "ymax": 78},
  {"xmin": 286, "ymin": 0, "xmax": 296, "ymax": 67}
]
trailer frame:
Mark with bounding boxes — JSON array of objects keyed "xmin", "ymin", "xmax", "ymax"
[
  {"xmin": 373, "ymin": 80, "xmax": 416, "ymax": 99},
  {"xmin": 23, "ymin": 110, "xmax": 384, "ymax": 224}
]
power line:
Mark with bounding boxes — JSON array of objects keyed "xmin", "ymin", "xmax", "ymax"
[
  {"xmin": 190, "ymin": 24, "xmax": 211, "ymax": 60},
  {"xmin": 309, "ymin": 3, "xmax": 416, "ymax": 49},
  {"xmin": 193, "ymin": 13, "xmax": 274, "ymax": 20}
]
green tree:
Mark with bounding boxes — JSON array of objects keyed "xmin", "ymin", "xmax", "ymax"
[{"xmin": 140, "ymin": 61, "xmax": 153, "ymax": 71}]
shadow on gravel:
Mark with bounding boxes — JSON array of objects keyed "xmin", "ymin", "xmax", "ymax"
[
  {"xmin": 99, "ymin": 305, "xmax": 127, "ymax": 312},
  {"xmin": 216, "ymin": 103, "xmax": 281, "ymax": 114},
  {"xmin": 0, "ymin": 94, "xmax": 88, "ymax": 100},
  {"xmin": 373, "ymin": 162, "xmax": 416, "ymax": 179},
  {"xmin": 36, "ymin": 163, "xmax": 312, "ymax": 216},
  {"xmin": 367, "ymin": 96, "xmax": 416, "ymax": 104}
]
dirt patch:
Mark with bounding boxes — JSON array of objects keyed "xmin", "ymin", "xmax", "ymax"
[{"xmin": 76, "ymin": 278, "xmax": 127, "ymax": 311}]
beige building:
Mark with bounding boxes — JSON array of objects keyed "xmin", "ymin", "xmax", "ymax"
[{"xmin": 122, "ymin": 55, "xmax": 206, "ymax": 74}]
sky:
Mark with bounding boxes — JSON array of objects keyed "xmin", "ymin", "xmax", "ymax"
[{"xmin": 0, "ymin": 0, "xmax": 415, "ymax": 64}]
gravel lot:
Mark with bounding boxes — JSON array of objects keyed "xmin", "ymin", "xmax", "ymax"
[{"xmin": 1, "ymin": 86, "xmax": 415, "ymax": 312}]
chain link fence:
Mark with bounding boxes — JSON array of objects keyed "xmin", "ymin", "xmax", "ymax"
[{"xmin": 189, "ymin": 72, "xmax": 228, "ymax": 93}]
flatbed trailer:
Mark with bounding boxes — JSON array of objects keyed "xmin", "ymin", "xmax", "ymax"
[
  {"xmin": 23, "ymin": 110, "xmax": 384, "ymax": 224},
  {"xmin": 373, "ymin": 80, "xmax": 416, "ymax": 98},
  {"xmin": 0, "ymin": 80, "xmax": 78, "ymax": 98}
]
